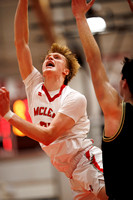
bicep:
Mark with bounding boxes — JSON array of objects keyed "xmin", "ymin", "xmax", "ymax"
[{"xmin": 16, "ymin": 42, "xmax": 34, "ymax": 80}]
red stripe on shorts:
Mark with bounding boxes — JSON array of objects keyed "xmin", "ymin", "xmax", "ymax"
[
  {"xmin": 91, "ymin": 155, "xmax": 103, "ymax": 173},
  {"xmin": 86, "ymin": 150, "xmax": 103, "ymax": 173}
]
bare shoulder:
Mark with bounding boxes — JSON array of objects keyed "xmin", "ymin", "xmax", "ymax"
[{"xmin": 104, "ymin": 100, "xmax": 123, "ymax": 138}]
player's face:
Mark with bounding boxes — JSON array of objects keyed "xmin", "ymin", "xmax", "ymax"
[{"xmin": 42, "ymin": 53, "xmax": 69, "ymax": 78}]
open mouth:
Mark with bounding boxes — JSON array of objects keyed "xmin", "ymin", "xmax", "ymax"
[{"xmin": 46, "ymin": 61, "xmax": 55, "ymax": 68}]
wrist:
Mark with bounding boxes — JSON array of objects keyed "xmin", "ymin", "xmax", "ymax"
[
  {"xmin": 4, "ymin": 110, "xmax": 14, "ymax": 121},
  {"xmin": 75, "ymin": 14, "xmax": 86, "ymax": 21}
]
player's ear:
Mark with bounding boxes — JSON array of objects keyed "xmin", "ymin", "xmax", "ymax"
[
  {"xmin": 122, "ymin": 79, "xmax": 127, "ymax": 89},
  {"xmin": 63, "ymin": 68, "xmax": 70, "ymax": 76}
]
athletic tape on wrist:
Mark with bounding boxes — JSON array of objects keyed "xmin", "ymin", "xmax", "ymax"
[{"xmin": 4, "ymin": 110, "xmax": 14, "ymax": 121}]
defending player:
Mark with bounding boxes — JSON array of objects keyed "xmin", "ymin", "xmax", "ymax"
[
  {"xmin": 0, "ymin": 0, "xmax": 109, "ymax": 199},
  {"xmin": 72, "ymin": 0, "xmax": 133, "ymax": 199}
]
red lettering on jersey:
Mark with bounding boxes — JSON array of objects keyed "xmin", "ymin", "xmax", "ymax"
[
  {"xmin": 34, "ymin": 107, "xmax": 39, "ymax": 116},
  {"xmin": 43, "ymin": 107, "xmax": 47, "ymax": 116},
  {"xmin": 34, "ymin": 107, "xmax": 56, "ymax": 119},
  {"xmin": 40, "ymin": 121, "xmax": 47, "ymax": 127},
  {"xmin": 48, "ymin": 108, "xmax": 52, "ymax": 117},
  {"xmin": 38, "ymin": 92, "xmax": 42, "ymax": 96},
  {"xmin": 39, "ymin": 107, "xmax": 44, "ymax": 115},
  {"xmin": 40, "ymin": 121, "xmax": 50, "ymax": 127},
  {"xmin": 52, "ymin": 113, "xmax": 55, "ymax": 118}
]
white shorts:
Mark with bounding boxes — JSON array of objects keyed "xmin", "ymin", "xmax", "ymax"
[{"xmin": 70, "ymin": 146, "xmax": 105, "ymax": 200}]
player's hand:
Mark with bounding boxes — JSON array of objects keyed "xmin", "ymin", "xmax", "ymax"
[
  {"xmin": 72, "ymin": 0, "xmax": 95, "ymax": 19},
  {"xmin": 0, "ymin": 87, "xmax": 10, "ymax": 117}
]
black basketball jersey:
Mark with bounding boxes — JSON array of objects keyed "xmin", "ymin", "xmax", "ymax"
[{"xmin": 102, "ymin": 102, "xmax": 133, "ymax": 200}]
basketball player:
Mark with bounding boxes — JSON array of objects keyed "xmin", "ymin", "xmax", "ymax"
[
  {"xmin": 0, "ymin": 0, "xmax": 108, "ymax": 199},
  {"xmin": 72, "ymin": 0, "xmax": 133, "ymax": 199}
]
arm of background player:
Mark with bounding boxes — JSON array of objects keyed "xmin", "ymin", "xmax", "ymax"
[
  {"xmin": 127, "ymin": 0, "xmax": 133, "ymax": 12},
  {"xmin": 0, "ymin": 87, "xmax": 75, "ymax": 146},
  {"xmin": 72, "ymin": 0, "xmax": 121, "ymax": 116},
  {"xmin": 14, "ymin": 0, "xmax": 34, "ymax": 80}
]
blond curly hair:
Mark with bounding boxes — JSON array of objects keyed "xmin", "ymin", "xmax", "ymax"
[{"xmin": 48, "ymin": 43, "xmax": 80, "ymax": 85}]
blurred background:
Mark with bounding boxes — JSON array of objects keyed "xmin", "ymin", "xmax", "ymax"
[{"xmin": 0, "ymin": 0, "xmax": 133, "ymax": 199}]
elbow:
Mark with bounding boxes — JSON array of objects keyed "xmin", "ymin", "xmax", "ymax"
[
  {"xmin": 44, "ymin": 142, "xmax": 51, "ymax": 146},
  {"xmin": 36, "ymin": 135, "xmax": 52, "ymax": 146},
  {"xmin": 41, "ymin": 128, "xmax": 56, "ymax": 146},
  {"xmin": 86, "ymin": 51, "xmax": 96, "ymax": 63},
  {"xmin": 86, "ymin": 55, "xmax": 96, "ymax": 67},
  {"xmin": 14, "ymin": 39, "xmax": 25, "ymax": 49},
  {"xmin": 86, "ymin": 53, "xmax": 96, "ymax": 63},
  {"xmin": 43, "ymin": 139, "xmax": 52, "ymax": 146},
  {"xmin": 86, "ymin": 50, "xmax": 102, "ymax": 65},
  {"xmin": 86, "ymin": 54, "xmax": 102, "ymax": 68}
]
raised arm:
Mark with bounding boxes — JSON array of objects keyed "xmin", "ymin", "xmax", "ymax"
[
  {"xmin": 14, "ymin": 0, "xmax": 33, "ymax": 80},
  {"xmin": 72, "ymin": 0, "xmax": 121, "ymax": 115}
]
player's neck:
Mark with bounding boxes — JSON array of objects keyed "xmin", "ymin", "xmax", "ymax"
[
  {"xmin": 44, "ymin": 77, "xmax": 64, "ymax": 91},
  {"xmin": 123, "ymin": 92, "xmax": 133, "ymax": 105},
  {"xmin": 126, "ymin": 97, "xmax": 133, "ymax": 105}
]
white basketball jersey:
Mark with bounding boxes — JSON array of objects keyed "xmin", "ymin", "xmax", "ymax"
[{"xmin": 24, "ymin": 68, "xmax": 93, "ymax": 178}]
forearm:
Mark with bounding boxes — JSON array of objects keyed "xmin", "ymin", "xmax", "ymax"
[
  {"xmin": 14, "ymin": 0, "xmax": 29, "ymax": 45},
  {"xmin": 9, "ymin": 114, "xmax": 53, "ymax": 146},
  {"xmin": 76, "ymin": 16, "xmax": 102, "ymax": 68}
]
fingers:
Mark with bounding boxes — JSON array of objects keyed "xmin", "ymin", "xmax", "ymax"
[
  {"xmin": 0, "ymin": 87, "xmax": 10, "ymax": 100},
  {"xmin": 0, "ymin": 87, "xmax": 9, "ymax": 93},
  {"xmin": 72, "ymin": 0, "xmax": 95, "ymax": 17},
  {"xmin": 73, "ymin": 0, "xmax": 95, "ymax": 6},
  {"xmin": 86, "ymin": 0, "xmax": 95, "ymax": 9},
  {"xmin": 88, "ymin": 0, "xmax": 95, "ymax": 7},
  {"xmin": 0, "ymin": 87, "xmax": 10, "ymax": 117}
]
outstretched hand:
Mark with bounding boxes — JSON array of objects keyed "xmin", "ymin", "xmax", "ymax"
[
  {"xmin": 0, "ymin": 87, "xmax": 10, "ymax": 117},
  {"xmin": 72, "ymin": 0, "xmax": 95, "ymax": 19}
]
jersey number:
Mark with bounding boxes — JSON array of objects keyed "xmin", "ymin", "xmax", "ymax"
[{"xmin": 39, "ymin": 121, "xmax": 50, "ymax": 127}]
